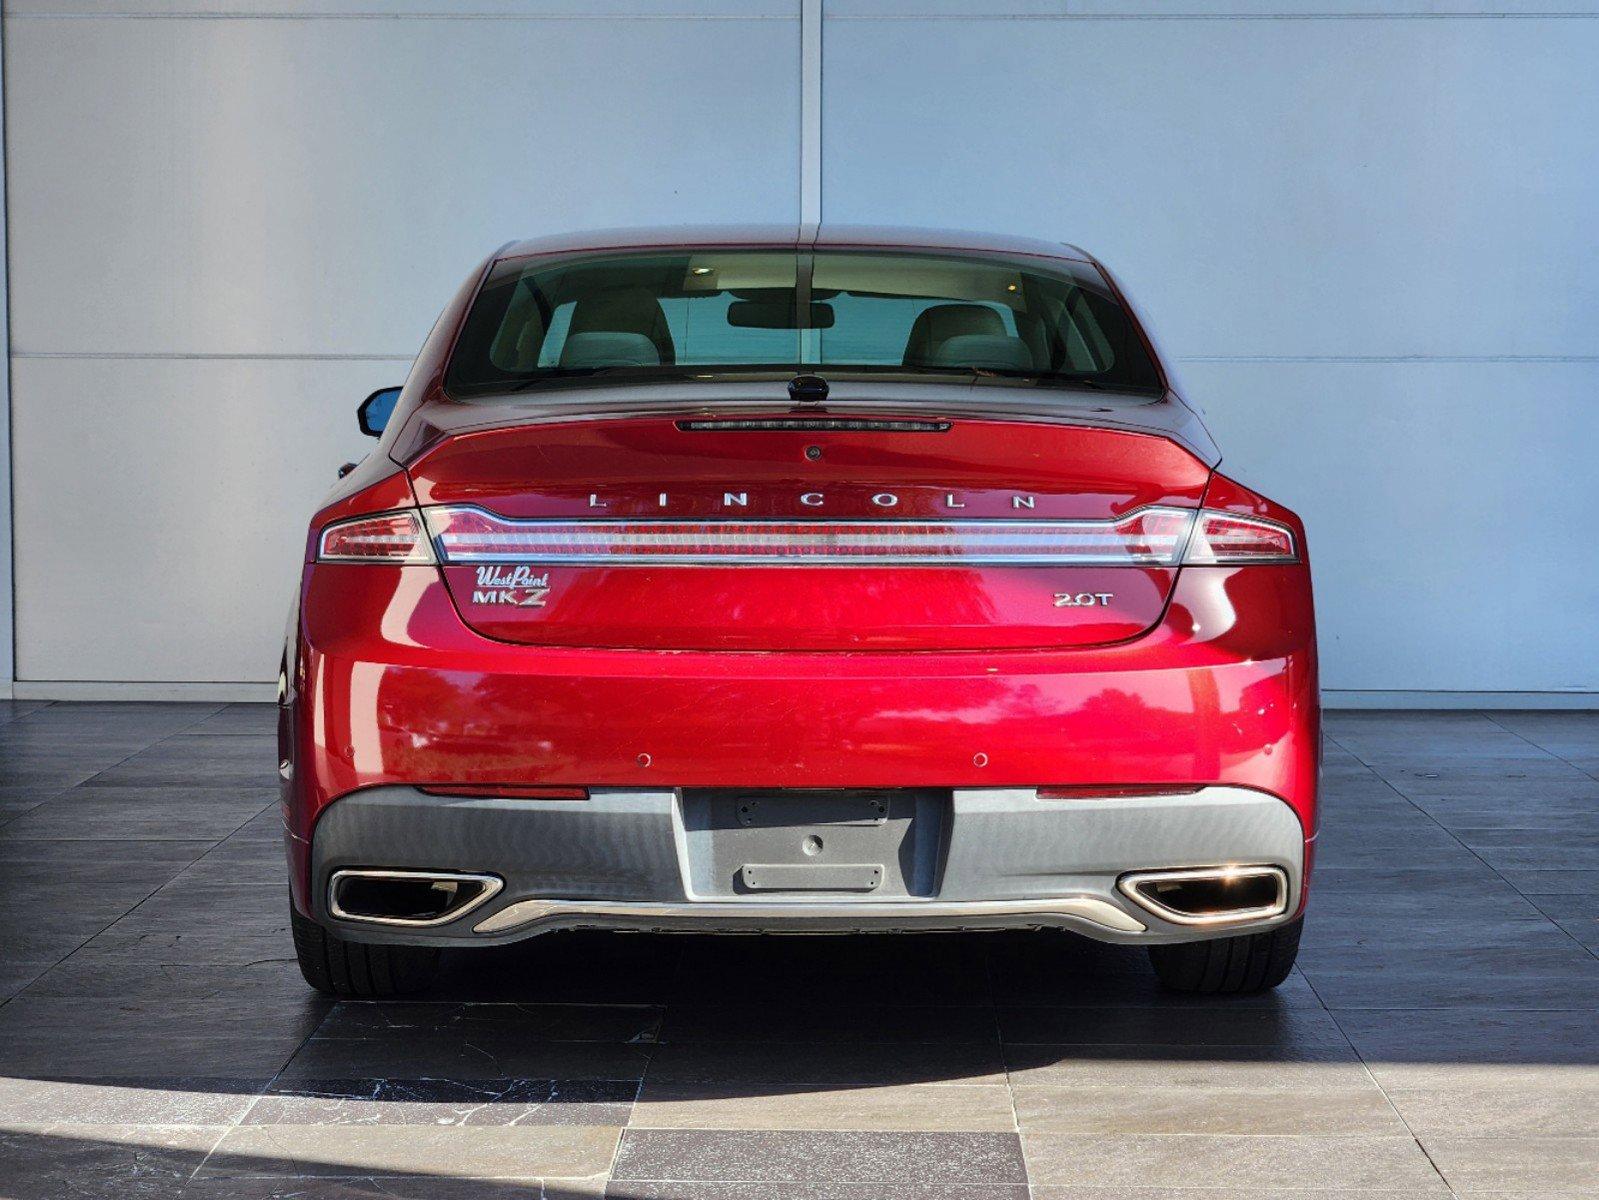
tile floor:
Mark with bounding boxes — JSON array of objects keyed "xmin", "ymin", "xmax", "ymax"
[{"xmin": 0, "ymin": 702, "xmax": 1594, "ymax": 1198}]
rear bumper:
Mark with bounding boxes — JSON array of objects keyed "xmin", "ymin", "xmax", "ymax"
[
  {"xmin": 309, "ymin": 784, "xmax": 1305, "ymax": 946},
  {"xmin": 282, "ymin": 562, "xmax": 1319, "ymax": 922}
]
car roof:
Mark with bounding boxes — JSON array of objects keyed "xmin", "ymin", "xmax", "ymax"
[{"xmin": 496, "ymin": 224, "xmax": 1093, "ymax": 263}]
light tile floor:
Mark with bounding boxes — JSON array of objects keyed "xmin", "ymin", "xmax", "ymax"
[{"xmin": 0, "ymin": 703, "xmax": 1594, "ymax": 1198}]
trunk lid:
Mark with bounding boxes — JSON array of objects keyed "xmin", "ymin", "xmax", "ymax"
[{"xmin": 406, "ymin": 405, "xmax": 1211, "ymax": 652}]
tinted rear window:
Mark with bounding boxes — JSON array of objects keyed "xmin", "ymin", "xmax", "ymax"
[{"xmin": 446, "ymin": 247, "xmax": 1163, "ymax": 397}]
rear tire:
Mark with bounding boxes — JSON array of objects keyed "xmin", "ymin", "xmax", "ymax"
[
  {"xmin": 291, "ymin": 906, "xmax": 440, "ymax": 997},
  {"xmin": 1147, "ymin": 916, "xmax": 1303, "ymax": 995}
]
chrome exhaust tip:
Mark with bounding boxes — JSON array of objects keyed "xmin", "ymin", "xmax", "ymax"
[
  {"xmin": 328, "ymin": 869, "xmax": 503, "ymax": 927},
  {"xmin": 1117, "ymin": 865, "xmax": 1289, "ymax": 927}
]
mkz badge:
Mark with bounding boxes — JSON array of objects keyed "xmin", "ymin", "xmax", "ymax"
[{"xmin": 472, "ymin": 566, "xmax": 550, "ymax": 607}]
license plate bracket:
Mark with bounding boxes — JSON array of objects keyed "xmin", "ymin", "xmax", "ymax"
[
  {"xmin": 680, "ymin": 788, "xmax": 949, "ymax": 900},
  {"xmin": 736, "ymin": 793, "xmax": 888, "ymax": 829},
  {"xmin": 741, "ymin": 863, "xmax": 884, "ymax": 892}
]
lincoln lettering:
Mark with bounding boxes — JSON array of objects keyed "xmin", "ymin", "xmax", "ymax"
[{"xmin": 584, "ymin": 491, "xmax": 1040, "ymax": 510}]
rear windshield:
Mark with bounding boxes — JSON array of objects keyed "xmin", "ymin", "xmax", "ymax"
[{"xmin": 445, "ymin": 248, "xmax": 1164, "ymax": 398}]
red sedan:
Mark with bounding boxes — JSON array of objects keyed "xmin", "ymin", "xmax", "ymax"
[{"xmin": 281, "ymin": 226, "xmax": 1318, "ymax": 997}]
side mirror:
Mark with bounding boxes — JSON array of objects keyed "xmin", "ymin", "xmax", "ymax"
[{"xmin": 357, "ymin": 386, "xmax": 402, "ymax": 438}]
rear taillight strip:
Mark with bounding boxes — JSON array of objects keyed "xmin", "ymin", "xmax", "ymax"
[
  {"xmin": 424, "ymin": 505, "xmax": 1196, "ymax": 566},
  {"xmin": 318, "ymin": 511, "xmax": 435, "ymax": 563},
  {"xmin": 1186, "ymin": 512, "xmax": 1297, "ymax": 563},
  {"xmin": 317, "ymin": 506, "xmax": 1296, "ymax": 566}
]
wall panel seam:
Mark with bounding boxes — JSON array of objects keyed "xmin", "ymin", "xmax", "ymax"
[
  {"xmin": 12, "ymin": 351, "xmax": 416, "ymax": 361},
  {"xmin": 1180, "ymin": 354, "xmax": 1599, "ymax": 364},
  {"xmin": 16, "ymin": 680, "xmax": 1599, "ymax": 692},
  {"xmin": 1, "ymin": 9, "xmax": 13, "ymax": 693},
  {"xmin": 12, "ymin": 681, "xmax": 1599, "ymax": 708},
  {"xmin": 2, "ymin": 11, "xmax": 796, "ymax": 20},
  {"xmin": 800, "ymin": 0, "xmax": 821, "ymax": 228},
  {"xmin": 9, "ymin": 9, "xmax": 1580, "ymax": 19},
  {"xmin": 14, "ymin": 352, "xmax": 1599, "ymax": 364},
  {"xmin": 7, "ymin": 8, "xmax": 1585, "ymax": 20},
  {"xmin": 824, "ymin": 11, "xmax": 1599, "ymax": 21}
]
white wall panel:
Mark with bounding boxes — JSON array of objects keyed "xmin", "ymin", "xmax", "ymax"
[
  {"xmin": 7, "ymin": 3, "xmax": 1596, "ymax": 699},
  {"xmin": 12, "ymin": 357, "xmax": 393, "ymax": 682},
  {"xmin": 6, "ymin": 8, "xmax": 799, "ymax": 686},
  {"xmin": 1187, "ymin": 361, "xmax": 1599, "ymax": 694},
  {"xmin": 823, "ymin": 13, "xmax": 1599, "ymax": 698},
  {"xmin": 830, "ymin": 3, "xmax": 1599, "ymax": 14},
  {"xmin": 6, "ymin": 13, "xmax": 800, "ymax": 357},
  {"xmin": 14, "ymin": 2, "xmax": 794, "ymax": 13},
  {"xmin": 822, "ymin": 15, "xmax": 1599, "ymax": 360}
]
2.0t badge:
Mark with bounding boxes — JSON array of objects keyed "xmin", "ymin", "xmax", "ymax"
[
  {"xmin": 471, "ymin": 565, "xmax": 550, "ymax": 607},
  {"xmin": 1055, "ymin": 591, "xmax": 1114, "ymax": 607}
]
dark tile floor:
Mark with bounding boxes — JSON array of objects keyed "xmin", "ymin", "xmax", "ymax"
[{"xmin": 0, "ymin": 702, "xmax": 1595, "ymax": 1198}]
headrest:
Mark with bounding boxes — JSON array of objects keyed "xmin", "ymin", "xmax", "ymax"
[
  {"xmin": 568, "ymin": 286, "xmax": 675, "ymax": 364},
  {"xmin": 559, "ymin": 331, "xmax": 662, "ymax": 369},
  {"xmin": 903, "ymin": 304, "xmax": 1007, "ymax": 366},
  {"xmin": 928, "ymin": 334, "xmax": 1034, "ymax": 373}
]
